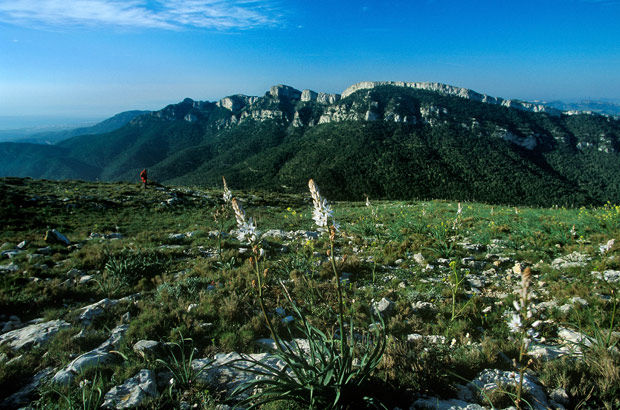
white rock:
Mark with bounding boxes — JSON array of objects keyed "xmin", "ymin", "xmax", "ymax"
[
  {"xmin": 0, "ymin": 262, "xmax": 19, "ymax": 272},
  {"xmin": 407, "ymin": 334, "xmax": 446, "ymax": 344},
  {"xmin": 551, "ymin": 252, "xmax": 590, "ymax": 270},
  {"xmin": 78, "ymin": 298, "xmax": 119, "ymax": 326},
  {"xmin": 0, "ymin": 319, "xmax": 70, "ymax": 351},
  {"xmin": 53, "ymin": 324, "xmax": 128, "ymax": 385},
  {"xmin": 467, "ymin": 369, "xmax": 550, "ymax": 410},
  {"xmin": 373, "ymin": 297, "xmax": 394, "ymax": 317},
  {"xmin": 66, "ymin": 268, "xmax": 84, "ymax": 278},
  {"xmin": 133, "ymin": 340, "xmax": 161, "ymax": 359},
  {"xmin": 413, "ymin": 253, "xmax": 426, "ymax": 265},
  {"xmin": 412, "ymin": 397, "xmax": 484, "ymax": 409},
  {"xmin": 44, "ymin": 229, "xmax": 70, "ymax": 246},
  {"xmin": 102, "ymin": 369, "xmax": 158, "ymax": 409},
  {"xmin": 558, "ymin": 327, "xmax": 595, "ymax": 350}
]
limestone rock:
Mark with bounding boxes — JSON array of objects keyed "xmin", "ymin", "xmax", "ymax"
[
  {"xmin": 0, "ymin": 319, "xmax": 70, "ymax": 351},
  {"xmin": 373, "ymin": 298, "xmax": 395, "ymax": 318},
  {"xmin": 551, "ymin": 252, "xmax": 590, "ymax": 270},
  {"xmin": 466, "ymin": 369, "xmax": 550, "ymax": 410},
  {"xmin": 53, "ymin": 324, "xmax": 128, "ymax": 385},
  {"xmin": 301, "ymin": 89, "xmax": 317, "ymax": 102},
  {"xmin": 0, "ymin": 262, "xmax": 19, "ymax": 272},
  {"xmin": 193, "ymin": 352, "xmax": 284, "ymax": 395},
  {"xmin": 0, "ymin": 367, "xmax": 54, "ymax": 409},
  {"xmin": 78, "ymin": 298, "xmax": 119, "ymax": 326},
  {"xmin": 412, "ymin": 397, "xmax": 485, "ymax": 409},
  {"xmin": 44, "ymin": 229, "xmax": 70, "ymax": 246},
  {"xmin": 269, "ymin": 84, "xmax": 301, "ymax": 100},
  {"xmin": 133, "ymin": 340, "xmax": 161, "ymax": 360},
  {"xmin": 317, "ymin": 92, "xmax": 340, "ymax": 105},
  {"xmin": 340, "ymin": 81, "xmax": 561, "ymax": 116},
  {"xmin": 102, "ymin": 369, "xmax": 158, "ymax": 409},
  {"xmin": 411, "ymin": 301, "xmax": 438, "ymax": 316}
]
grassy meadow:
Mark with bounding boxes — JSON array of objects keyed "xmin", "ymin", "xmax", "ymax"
[{"xmin": 0, "ymin": 177, "xmax": 618, "ymax": 409}]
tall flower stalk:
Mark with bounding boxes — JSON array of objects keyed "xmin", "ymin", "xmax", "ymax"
[
  {"xmin": 214, "ymin": 177, "xmax": 232, "ymax": 261},
  {"xmin": 228, "ymin": 180, "xmax": 385, "ymax": 409},
  {"xmin": 507, "ymin": 266, "xmax": 540, "ymax": 409},
  {"xmin": 230, "ymin": 197, "xmax": 277, "ymax": 343},
  {"xmin": 309, "ymin": 179, "xmax": 345, "ymax": 352}
]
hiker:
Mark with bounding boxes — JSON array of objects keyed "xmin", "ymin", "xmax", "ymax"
[{"xmin": 140, "ymin": 168, "xmax": 148, "ymax": 189}]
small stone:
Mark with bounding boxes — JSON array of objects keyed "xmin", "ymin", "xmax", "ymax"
[
  {"xmin": 187, "ymin": 304, "xmax": 198, "ymax": 313},
  {"xmin": 37, "ymin": 246, "xmax": 52, "ymax": 255},
  {"xmin": 66, "ymin": 268, "xmax": 84, "ymax": 278},
  {"xmin": 549, "ymin": 387, "xmax": 569, "ymax": 406},
  {"xmin": 133, "ymin": 340, "xmax": 161, "ymax": 360},
  {"xmin": 413, "ymin": 253, "xmax": 426, "ymax": 265},
  {"xmin": 79, "ymin": 275, "xmax": 94, "ymax": 284},
  {"xmin": 373, "ymin": 298, "xmax": 394, "ymax": 318},
  {"xmin": 121, "ymin": 312, "xmax": 131, "ymax": 324}
]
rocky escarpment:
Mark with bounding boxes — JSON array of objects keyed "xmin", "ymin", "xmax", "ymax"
[
  {"xmin": 341, "ymin": 81, "xmax": 562, "ymax": 116},
  {"xmin": 137, "ymin": 81, "xmax": 564, "ymax": 132}
]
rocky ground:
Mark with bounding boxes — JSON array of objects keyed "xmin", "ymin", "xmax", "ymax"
[{"xmin": 1, "ymin": 178, "xmax": 619, "ymax": 409}]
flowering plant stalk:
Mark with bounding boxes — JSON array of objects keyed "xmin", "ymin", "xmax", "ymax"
[
  {"xmin": 228, "ymin": 180, "xmax": 386, "ymax": 409},
  {"xmin": 507, "ymin": 266, "xmax": 540, "ymax": 409},
  {"xmin": 230, "ymin": 197, "xmax": 277, "ymax": 343},
  {"xmin": 309, "ymin": 179, "xmax": 345, "ymax": 352},
  {"xmin": 214, "ymin": 176, "xmax": 232, "ymax": 261}
]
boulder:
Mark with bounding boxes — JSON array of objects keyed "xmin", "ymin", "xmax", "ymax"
[
  {"xmin": 77, "ymin": 298, "xmax": 119, "ymax": 326},
  {"xmin": 1, "ymin": 315, "xmax": 22, "ymax": 333},
  {"xmin": 53, "ymin": 324, "xmax": 128, "ymax": 385},
  {"xmin": 466, "ymin": 369, "xmax": 550, "ymax": 410},
  {"xmin": 44, "ymin": 229, "xmax": 71, "ymax": 245},
  {"xmin": 0, "ymin": 262, "xmax": 19, "ymax": 272},
  {"xmin": 102, "ymin": 369, "xmax": 158, "ymax": 409},
  {"xmin": 0, "ymin": 367, "xmax": 54, "ymax": 409},
  {"xmin": 133, "ymin": 340, "xmax": 161, "ymax": 360},
  {"xmin": 0, "ymin": 319, "xmax": 70, "ymax": 351}
]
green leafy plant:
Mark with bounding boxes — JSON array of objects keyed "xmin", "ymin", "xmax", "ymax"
[
  {"xmin": 228, "ymin": 180, "xmax": 387, "ymax": 409},
  {"xmin": 37, "ymin": 372, "xmax": 105, "ymax": 410},
  {"xmin": 446, "ymin": 260, "xmax": 471, "ymax": 322},
  {"xmin": 156, "ymin": 330, "xmax": 211, "ymax": 396},
  {"xmin": 230, "ymin": 284, "xmax": 386, "ymax": 409}
]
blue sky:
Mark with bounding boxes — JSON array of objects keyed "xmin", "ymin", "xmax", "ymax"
[{"xmin": 1, "ymin": 0, "xmax": 619, "ymax": 126}]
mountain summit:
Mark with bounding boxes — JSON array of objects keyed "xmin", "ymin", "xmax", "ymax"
[{"xmin": 2, "ymin": 82, "xmax": 620, "ymax": 206}]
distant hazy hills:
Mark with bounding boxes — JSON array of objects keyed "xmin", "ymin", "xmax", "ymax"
[
  {"xmin": 2, "ymin": 82, "xmax": 620, "ymax": 206},
  {"xmin": 538, "ymin": 100, "xmax": 620, "ymax": 116},
  {"xmin": 0, "ymin": 111, "xmax": 149, "ymax": 144}
]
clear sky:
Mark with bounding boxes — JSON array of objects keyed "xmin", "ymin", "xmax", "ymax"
[{"xmin": 1, "ymin": 0, "xmax": 619, "ymax": 126}]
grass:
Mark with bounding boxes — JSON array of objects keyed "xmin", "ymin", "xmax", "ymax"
[{"xmin": 0, "ymin": 177, "xmax": 619, "ymax": 409}]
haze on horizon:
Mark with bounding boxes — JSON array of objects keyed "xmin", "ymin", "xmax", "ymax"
[{"xmin": 1, "ymin": 0, "xmax": 619, "ymax": 128}]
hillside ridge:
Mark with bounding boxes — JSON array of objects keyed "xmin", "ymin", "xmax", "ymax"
[{"xmin": 2, "ymin": 82, "xmax": 620, "ymax": 206}]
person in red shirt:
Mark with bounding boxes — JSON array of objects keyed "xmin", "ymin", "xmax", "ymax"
[{"xmin": 140, "ymin": 169, "xmax": 148, "ymax": 189}]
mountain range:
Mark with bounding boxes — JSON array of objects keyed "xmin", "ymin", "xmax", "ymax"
[{"xmin": 2, "ymin": 82, "xmax": 620, "ymax": 206}]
